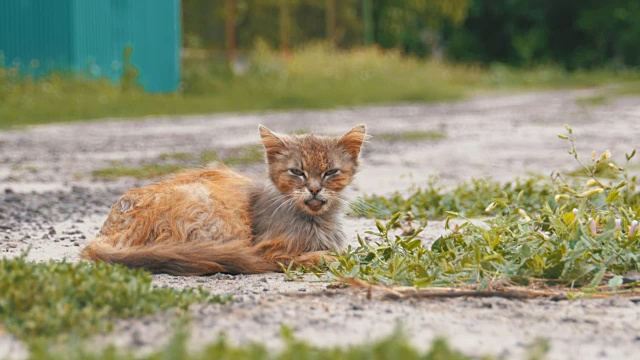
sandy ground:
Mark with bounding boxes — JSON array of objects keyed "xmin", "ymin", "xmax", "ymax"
[{"xmin": 1, "ymin": 89, "xmax": 640, "ymax": 359}]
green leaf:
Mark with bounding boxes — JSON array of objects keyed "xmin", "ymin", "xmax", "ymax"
[
  {"xmin": 608, "ymin": 275, "xmax": 623, "ymax": 289},
  {"xmin": 375, "ymin": 220, "xmax": 386, "ymax": 234},
  {"xmin": 586, "ymin": 267, "xmax": 607, "ymax": 289}
]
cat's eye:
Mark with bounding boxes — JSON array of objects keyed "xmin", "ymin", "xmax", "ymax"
[
  {"xmin": 324, "ymin": 169, "xmax": 339, "ymax": 177},
  {"xmin": 289, "ymin": 169, "xmax": 305, "ymax": 177}
]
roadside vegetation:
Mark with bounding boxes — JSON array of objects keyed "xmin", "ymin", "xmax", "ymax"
[{"xmin": 3, "ymin": 44, "xmax": 640, "ymax": 128}]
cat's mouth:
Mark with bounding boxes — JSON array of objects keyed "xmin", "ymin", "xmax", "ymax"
[{"xmin": 305, "ymin": 199, "xmax": 326, "ymax": 212}]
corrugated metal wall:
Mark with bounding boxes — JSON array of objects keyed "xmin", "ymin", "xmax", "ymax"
[
  {"xmin": 0, "ymin": 0, "xmax": 180, "ymax": 92},
  {"xmin": 0, "ymin": 0, "xmax": 73, "ymax": 76}
]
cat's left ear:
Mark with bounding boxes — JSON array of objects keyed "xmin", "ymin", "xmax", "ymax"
[
  {"xmin": 338, "ymin": 124, "xmax": 367, "ymax": 158},
  {"xmin": 259, "ymin": 124, "xmax": 287, "ymax": 159}
]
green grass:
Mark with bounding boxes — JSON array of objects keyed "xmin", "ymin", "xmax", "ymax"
[
  {"xmin": 92, "ymin": 163, "xmax": 185, "ymax": 180},
  {"xmin": 159, "ymin": 152, "xmax": 196, "ymax": 161},
  {"xmin": 377, "ymin": 131, "xmax": 447, "ymax": 142},
  {"xmin": 0, "ymin": 255, "xmax": 230, "ymax": 342},
  {"xmin": 92, "ymin": 145, "xmax": 265, "ymax": 180},
  {"xmin": 576, "ymin": 94, "xmax": 608, "ymax": 106},
  {"xmin": 223, "ymin": 144, "xmax": 265, "ymax": 166},
  {"xmin": 3, "ymin": 43, "xmax": 640, "ymax": 128}
]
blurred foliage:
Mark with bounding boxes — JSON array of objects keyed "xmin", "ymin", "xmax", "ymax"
[
  {"xmin": 183, "ymin": 0, "xmax": 468, "ymax": 54},
  {"xmin": 446, "ymin": 0, "xmax": 640, "ymax": 68},
  {"xmin": 184, "ymin": 0, "xmax": 640, "ymax": 68},
  {"xmin": 0, "ymin": 45, "xmax": 486, "ymax": 127},
  {"xmin": 2, "ymin": 43, "xmax": 640, "ymax": 127},
  {"xmin": 32, "ymin": 330, "xmax": 485, "ymax": 360},
  {"xmin": 0, "ymin": 255, "xmax": 230, "ymax": 342}
]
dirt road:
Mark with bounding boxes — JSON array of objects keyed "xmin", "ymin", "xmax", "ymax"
[{"xmin": 1, "ymin": 89, "xmax": 640, "ymax": 359}]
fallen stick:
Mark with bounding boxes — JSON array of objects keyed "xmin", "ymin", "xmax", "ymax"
[{"xmin": 339, "ymin": 277, "xmax": 567, "ymax": 300}]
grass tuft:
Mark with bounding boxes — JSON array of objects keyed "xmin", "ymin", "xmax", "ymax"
[
  {"xmin": 0, "ymin": 255, "xmax": 230, "ymax": 342},
  {"xmin": 576, "ymin": 95, "xmax": 608, "ymax": 106},
  {"xmin": 92, "ymin": 163, "xmax": 185, "ymax": 180},
  {"xmin": 377, "ymin": 131, "xmax": 447, "ymax": 142},
  {"xmin": 223, "ymin": 145, "xmax": 265, "ymax": 166}
]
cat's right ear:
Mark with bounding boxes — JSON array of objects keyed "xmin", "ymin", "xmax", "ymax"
[
  {"xmin": 338, "ymin": 124, "xmax": 367, "ymax": 159},
  {"xmin": 258, "ymin": 125, "xmax": 287, "ymax": 159}
]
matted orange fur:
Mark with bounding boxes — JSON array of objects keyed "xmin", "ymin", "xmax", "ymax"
[{"xmin": 81, "ymin": 124, "xmax": 367, "ymax": 275}]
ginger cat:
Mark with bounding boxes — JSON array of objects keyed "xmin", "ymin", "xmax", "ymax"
[{"xmin": 81, "ymin": 124, "xmax": 366, "ymax": 275}]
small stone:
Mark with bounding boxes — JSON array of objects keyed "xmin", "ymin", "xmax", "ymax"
[
  {"xmin": 48, "ymin": 227, "xmax": 56, "ymax": 235},
  {"xmin": 4, "ymin": 188, "xmax": 14, "ymax": 194},
  {"xmin": 74, "ymin": 243, "xmax": 80, "ymax": 246},
  {"xmin": 7, "ymin": 243, "xmax": 18, "ymax": 248}
]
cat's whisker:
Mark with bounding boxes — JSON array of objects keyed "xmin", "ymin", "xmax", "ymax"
[
  {"xmin": 254, "ymin": 193, "xmax": 292, "ymax": 215},
  {"xmin": 268, "ymin": 196, "xmax": 296, "ymax": 224}
]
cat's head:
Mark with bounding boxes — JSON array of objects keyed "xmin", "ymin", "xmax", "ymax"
[{"xmin": 259, "ymin": 124, "xmax": 367, "ymax": 215}]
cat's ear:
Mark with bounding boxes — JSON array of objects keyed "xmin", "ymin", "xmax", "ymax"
[
  {"xmin": 258, "ymin": 125, "xmax": 287, "ymax": 158},
  {"xmin": 338, "ymin": 124, "xmax": 367, "ymax": 158}
]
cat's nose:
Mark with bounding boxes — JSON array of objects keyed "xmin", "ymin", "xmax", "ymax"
[{"xmin": 307, "ymin": 185, "xmax": 322, "ymax": 196}]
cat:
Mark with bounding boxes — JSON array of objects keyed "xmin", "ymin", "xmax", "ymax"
[{"xmin": 80, "ymin": 124, "xmax": 366, "ymax": 275}]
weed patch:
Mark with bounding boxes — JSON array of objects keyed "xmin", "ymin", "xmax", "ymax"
[
  {"xmin": 335, "ymin": 126, "xmax": 639, "ymax": 288},
  {"xmin": 355, "ymin": 176, "xmax": 555, "ymax": 221}
]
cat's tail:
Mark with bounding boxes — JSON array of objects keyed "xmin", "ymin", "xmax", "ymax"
[{"xmin": 80, "ymin": 238, "xmax": 279, "ymax": 275}]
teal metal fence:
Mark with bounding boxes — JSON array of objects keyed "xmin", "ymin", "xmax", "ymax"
[{"xmin": 0, "ymin": 0, "xmax": 181, "ymax": 92}]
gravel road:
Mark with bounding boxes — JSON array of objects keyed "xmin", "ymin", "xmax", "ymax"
[{"xmin": 1, "ymin": 89, "xmax": 640, "ymax": 359}]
